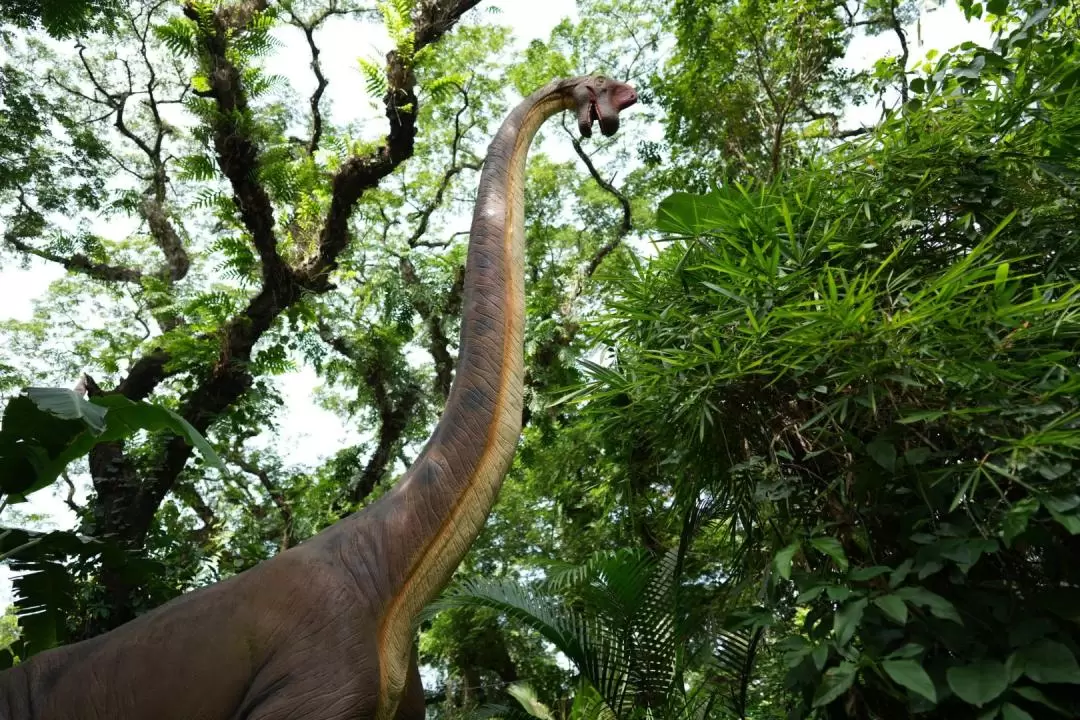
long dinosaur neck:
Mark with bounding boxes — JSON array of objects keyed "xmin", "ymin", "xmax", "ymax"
[{"xmin": 359, "ymin": 82, "xmax": 571, "ymax": 716}]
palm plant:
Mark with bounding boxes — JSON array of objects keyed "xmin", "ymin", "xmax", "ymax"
[{"xmin": 426, "ymin": 500, "xmax": 764, "ymax": 720}]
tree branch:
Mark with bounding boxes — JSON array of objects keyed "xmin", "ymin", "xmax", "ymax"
[
  {"xmin": 564, "ymin": 125, "xmax": 632, "ymax": 280},
  {"xmin": 5, "ymin": 234, "xmax": 144, "ymax": 283},
  {"xmin": 834, "ymin": 126, "xmax": 873, "ymax": 139},
  {"xmin": 406, "ymin": 83, "xmax": 483, "ymax": 249},
  {"xmin": 316, "ymin": 322, "xmax": 423, "ymax": 505},
  {"xmin": 61, "ymin": 472, "xmax": 82, "ymax": 514},
  {"xmin": 284, "ymin": 5, "xmax": 356, "ymax": 155},
  {"xmin": 172, "ymin": 478, "xmax": 218, "ymax": 545},
  {"xmin": 140, "ymin": 194, "xmax": 190, "ymax": 284},
  {"xmin": 520, "ymin": 124, "xmax": 634, "ymax": 429},
  {"xmin": 300, "ymin": 0, "xmax": 483, "ymax": 288},
  {"xmin": 398, "ymin": 256, "xmax": 461, "ymax": 400},
  {"xmin": 226, "ymin": 450, "xmax": 296, "ymax": 550},
  {"xmin": 184, "ymin": 0, "xmax": 287, "ymax": 284},
  {"xmin": 886, "ymin": 0, "xmax": 910, "ymax": 104},
  {"xmin": 81, "ymin": 1, "xmax": 482, "ymax": 621}
]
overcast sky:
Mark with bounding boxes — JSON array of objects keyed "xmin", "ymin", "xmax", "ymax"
[{"xmin": 0, "ymin": 1, "xmax": 990, "ymax": 605}]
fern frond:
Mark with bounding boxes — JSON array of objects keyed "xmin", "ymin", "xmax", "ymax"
[
  {"xmin": 232, "ymin": 10, "xmax": 279, "ymax": 57},
  {"xmin": 177, "ymin": 154, "xmax": 218, "ymax": 182},
  {"xmin": 153, "ymin": 16, "xmax": 199, "ymax": 58},
  {"xmin": 358, "ymin": 57, "xmax": 389, "ymax": 99},
  {"xmin": 424, "ymin": 74, "xmax": 466, "ymax": 103},
  {"xmin": 191, "ymin": 188, "xmax": 227, "ymax": 210},
  {"xmin": 187, "ymin": 1, "xmax": 216, "ymax": 31}
]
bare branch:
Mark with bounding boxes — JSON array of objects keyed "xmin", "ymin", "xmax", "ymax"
[
  {"xmin": 5, "ymin": 235, "xmax": 144, "ymax": 283},
  {"xmin": 316, "ymin": 322, "xmax": 422, "ymax": 505},
  {"xmin": 284, "ymin": 5, "xmax": 358, "ymax": 154},
  {"xmin": 886, "ymin": 0, "xmax": 910, "ymax": 104},
  {"xmin": 563, "ymin": 122, "xmax": 632, "ymax": 280},
  {"xmin": 406, "ymin": 83, "xmax": 483, "ymax": 248},
  {"xmin": 61, "ymin": 472, "xmax": 82, "ymax": 514},
  {"xmin": 300, "ymin": 0, "xmax": 483, "ymax": 287},
  {"xmin": 226, "ymin": 450, "xmax": 296, "ymax": 550}
]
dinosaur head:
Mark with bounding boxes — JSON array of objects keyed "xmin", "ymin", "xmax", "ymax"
[{"xmin": 567, "ymin": 75, "xmax": 637, "ymax": 138}]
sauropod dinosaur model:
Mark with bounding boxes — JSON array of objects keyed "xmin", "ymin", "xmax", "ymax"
[{"xmin": 0, "ymin": 74, "xmax": 637, "ymax": 720}]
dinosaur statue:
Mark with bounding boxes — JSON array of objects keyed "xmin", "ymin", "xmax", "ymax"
[{"xmin": 0, "ymin": 74, "xmax": 636, "ymax": 720}]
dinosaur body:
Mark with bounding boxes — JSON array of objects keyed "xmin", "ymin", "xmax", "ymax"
[{"xmin": 0, "ymin": 75, "xmax": 635, "ymax": 720}]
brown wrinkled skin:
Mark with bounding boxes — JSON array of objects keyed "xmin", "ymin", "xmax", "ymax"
[{"xmin": 0, "ymin": 75, "xmax": 635, "ymax": 720}]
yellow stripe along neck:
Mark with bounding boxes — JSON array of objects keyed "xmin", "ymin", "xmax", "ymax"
[{"xmin": 373, "ymin": 89, "xmax": 571, "ymax": 720}]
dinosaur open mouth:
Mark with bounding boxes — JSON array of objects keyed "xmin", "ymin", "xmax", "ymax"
[
  {"xmin": 589, "ymin": 101, "xmax": 620, "ymax": 137},
  {"xmin": 574, "ymin": 77, "xmax": 635, "ymax": 138}
]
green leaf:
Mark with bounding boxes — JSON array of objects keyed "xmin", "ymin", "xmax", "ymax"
[
  {"xmin": 82, "ymin": 396, "xmax": 226, "ymax": 473},
  {"xmin": 1046, "ymin": 508, "xmax": 1080, "ymax": 535},
  {"xmin": 656, "ymin": 192, "xmax": 724, "ymax": 235},
  {"xmin": 1043, "ymin": 496, "xmax": 1080, "ymax": 513},
  {"xmin": 0, "ymin": 389, "xmax": 224, "ymax": 499},
  {"xmin": 889, "ymin": 559, "xmax": 913, "ymax": 588},
  {"xmin": 812, "ymin": 644, "xmax": 829, "ymax": 671},
  {"xmin": 1001, "ymin": 704, "xmax": 1033, "ymax": 720},
  {"xmin": 826, "ymin": 585, "xmax": 853, "ymax": 602},
  {"xmin": 160, "ymin": 407, "xmax": 226, "ymax": 472},
  {"xmin": 833, "ymin": 598, "xmax": 867, "ymax": 646},
  {"xmin": 897, "ymin": 409, "xmax": 946, "ymax": 424},
  {"xmin": 940, "ymin": 538, "xmax": 998, "ymax": 569},
  {"xmin": 947, "ymin": 660, "xmax": 1008, "ymax": 706},
  {"xmin": 850, "ymin": 565, "xmax": 891, "ymax": 581},
  {"xmin": 873, "ymin": 594, "xmax": 908, "ymax": 625},
  {"xmin": 886, "ymin": 644, "xmax": 925, "ymax": 660},
  {"xmin": 986, "ymin": 0, "xmax": 1008, "ymax": 15},
  {"xmin": 883, "ymin": 659, "xmax": 937, "ymax": 703},
  {"xmin": 810, "ymin": 536, "xmax": 849, "ymax": 571},
  {"xmin": 26, "ymin": 387, "xmax": 107, "ymax": 434},
  {"xmin": 797, "ymin": 586, "xmax": 825, "ymax": 604},
  {"xmin": 1006, "ymin": 652, "xmax": 1025, "ymax": 683},
  {"xmin": 812, "ymin": 662, "xmax": 856, "ymax": 707},
  {"xmin": 994, "ymin": 261, "xmax": 1010, "ymax": 289},
  {"xmin": 866, "ymin": 436, "xmax": 897, "ymax": 471},
  {"xmin": 0, "ymin": 396, "xmax": 85, "ymax": 496},
  {"xmin": 1013, "ymin": 686, "xmax": 1069, "ymax": 714},
  {"xmin": 507, "ymin": 683, "xmax": 555, "ymax": 720},
  {"xmin": 1016, "ymin": 639, "xmax": 1080, "ymax": 684},
  {"xmin": 904, "ymin": 447, "xmax": 932, "ymax": 466},
  {"xmin": 895, "ymin": 586, "xmax": 963, "ymax": 624},
  {"xmin": 1002, "ymin": 498, "xmax": 1040, "ymax": 545},
  {"xmin": 775, "ymin": 541, "xmax": 800, "ymax": 580}
]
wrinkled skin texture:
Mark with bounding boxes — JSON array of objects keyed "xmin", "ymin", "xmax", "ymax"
[{"xmin": 0, "ymin": 75, "xmax": 635, "ymax": 720}]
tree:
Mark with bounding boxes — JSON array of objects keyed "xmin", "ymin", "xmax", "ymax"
[
  {"xmin": 1, "ymin": 0, "xmax": 650, "ymax": 695},
  {"xmin": 6, "ymin": 0, "xmax": 1075, "ymax": 716},
  {"xmin": 1, "ymin": 0, "xmax": 488, "ymax": 648},
  {"xmin": 0, "ymin": 0, "xmax": 119, "ymax": 37},
  {"xmin": 578, "ymin": 1, "xmax": 1080, "ymax": 715}
]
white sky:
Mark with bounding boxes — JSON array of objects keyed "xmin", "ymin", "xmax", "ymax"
[{"xmin": 0, "ymin": 1, "xmax": 990, "ymax": 605}]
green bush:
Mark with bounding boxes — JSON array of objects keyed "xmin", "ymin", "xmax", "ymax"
[{"xmin": 582, "ymin": 6, "xmax": 1080, "ymax": 716}]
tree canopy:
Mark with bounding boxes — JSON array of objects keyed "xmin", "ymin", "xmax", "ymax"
[{"xmin": 2, "ymin": 0, "xmax": 1078, "ymax": 718}]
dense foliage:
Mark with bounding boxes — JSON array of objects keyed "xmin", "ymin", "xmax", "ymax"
[
  {"xmin": 2, "ymin": 0, "xmax": 1078, "ymax": 718},
  {"xmin": 576, "ymin": 1, "xmax": 1080, "ymax": 716}
]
